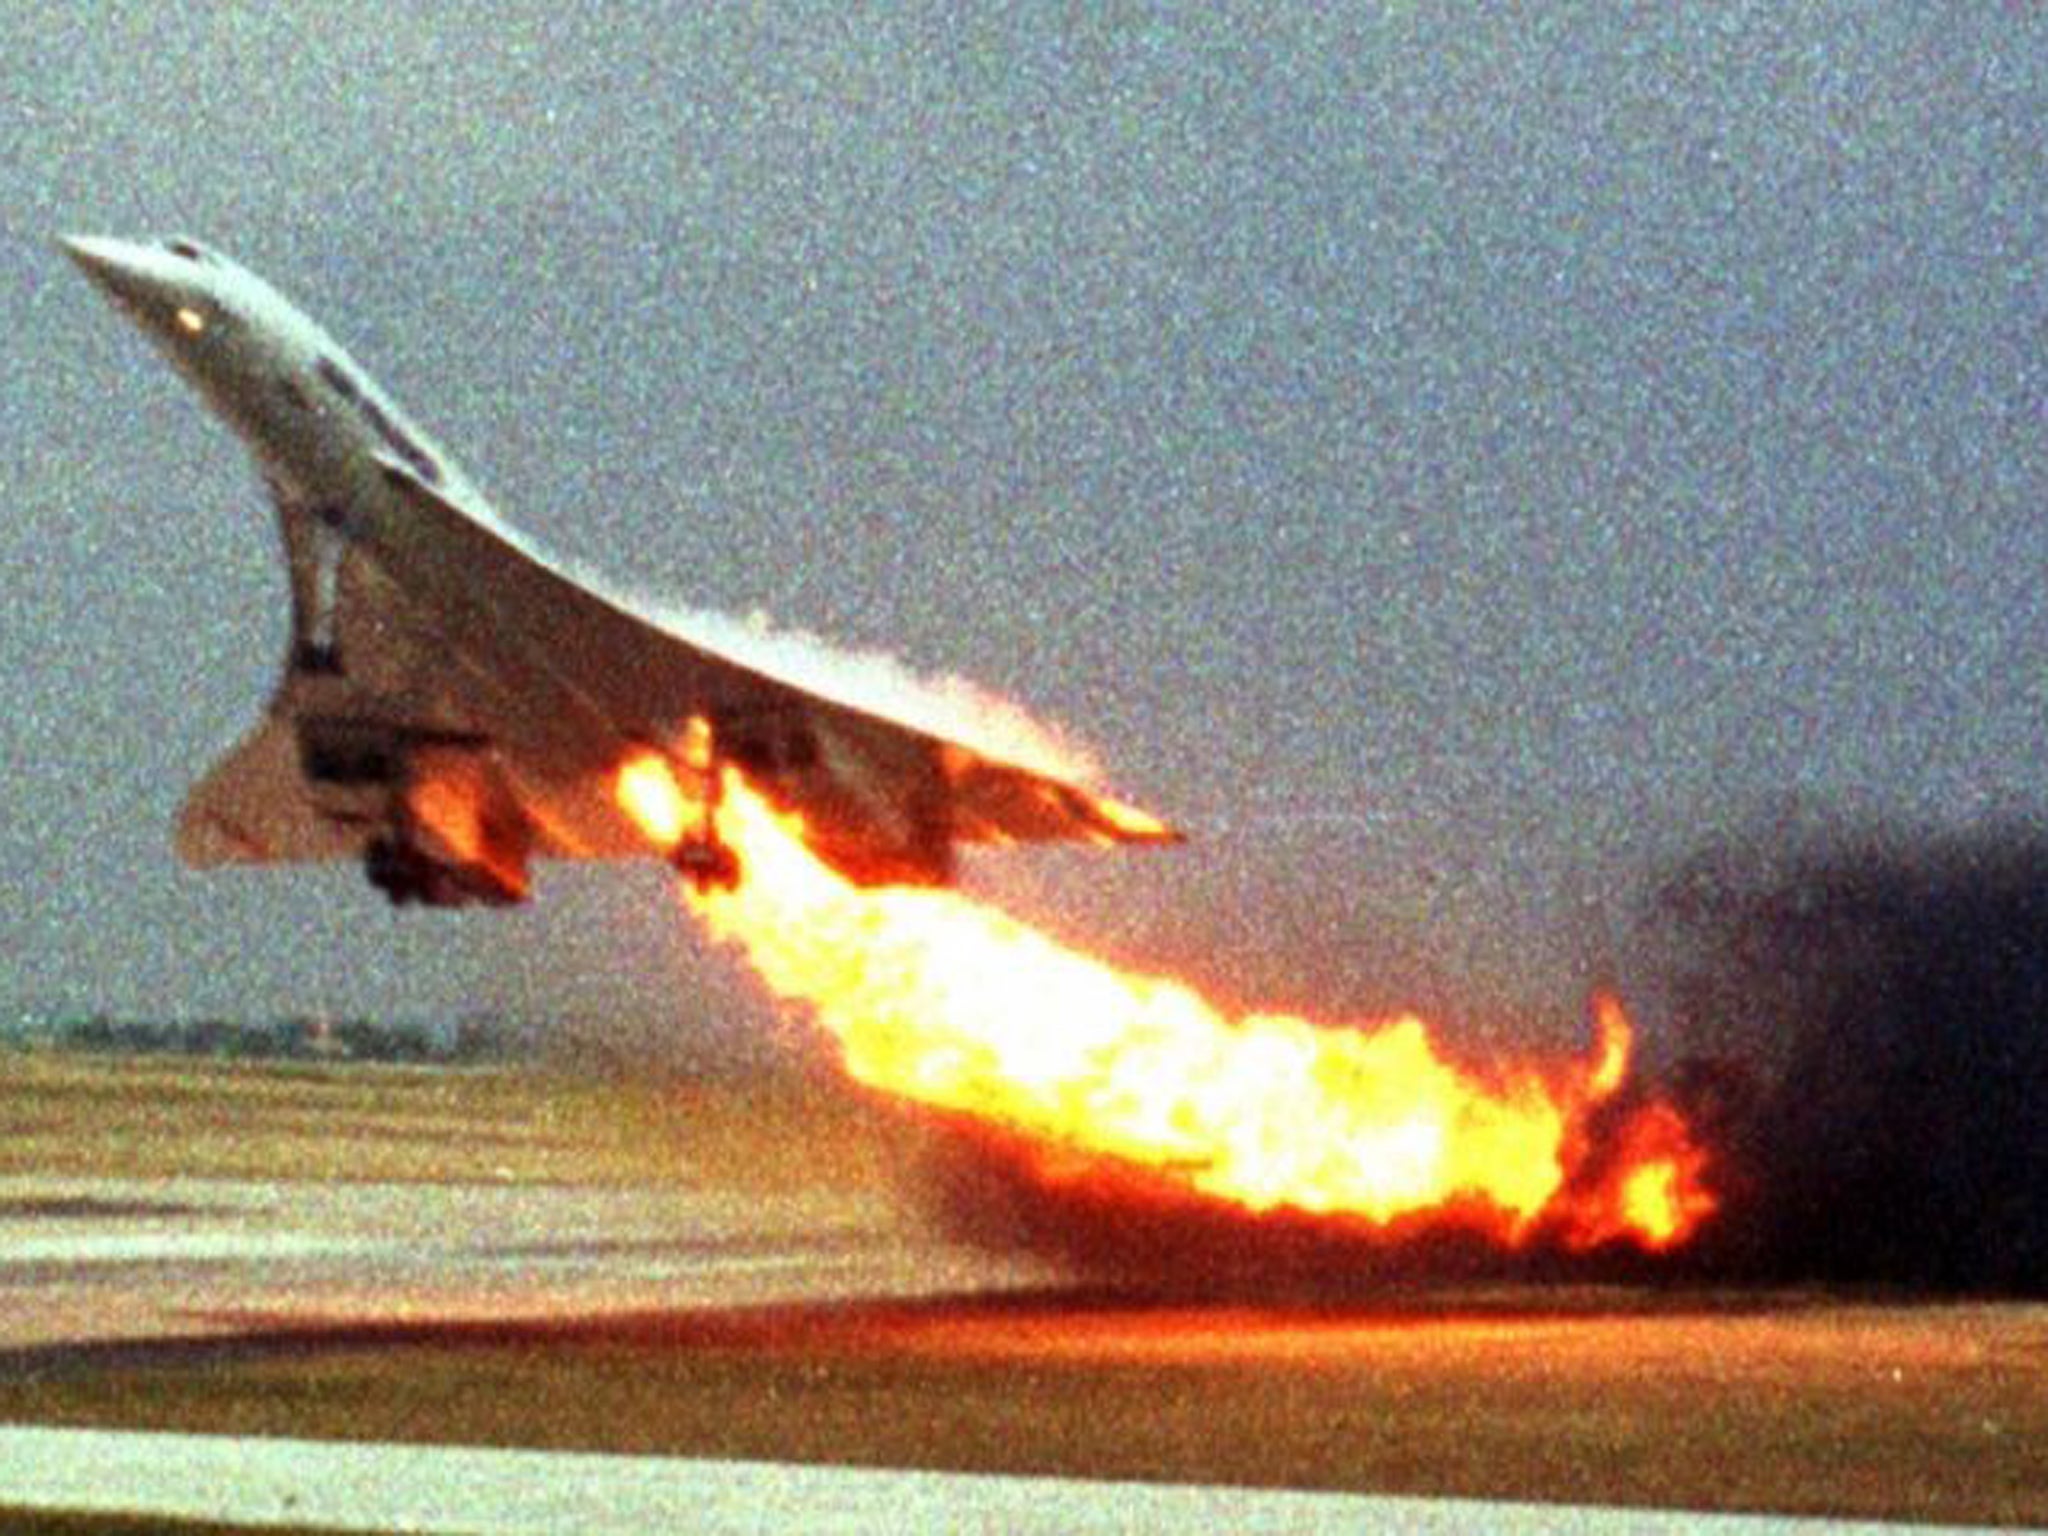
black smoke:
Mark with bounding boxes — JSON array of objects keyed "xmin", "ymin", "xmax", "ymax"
[
  {"xmin": 900, "ymin": 817, "xmax": 2047, "ymax": 1297},
  {"xmin": 1648, "ymin": 819, "xmax": 2048, "ymax": 1293}
]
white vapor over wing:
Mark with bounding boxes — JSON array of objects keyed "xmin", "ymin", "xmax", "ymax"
[
  {"xmin": 419, "ymin": 478, "xmax": 1104, "ymax": 785},
  {"xmin": 666, "ymin": 605, "xmax": 1105, "ymax": 786},
  {"xmin": 550, "ymin": 549, "xmax": 1102, "ymax": 786}
]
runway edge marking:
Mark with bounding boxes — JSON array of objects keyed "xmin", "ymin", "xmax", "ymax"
[{"xmin": 0, "ymin": 1425, "xmax": 2001, "ymax": 1535}]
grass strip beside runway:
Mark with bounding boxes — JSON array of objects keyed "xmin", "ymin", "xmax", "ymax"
[
  {"xmin": 0, "ymin": 1296, "xmax": 2041, "ymax": 1526},
  {"xmin": 0, "ymin": 1049, "xmax": 919, "ymax": 1193}
]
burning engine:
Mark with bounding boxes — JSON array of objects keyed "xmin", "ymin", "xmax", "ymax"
[
  {"xmin": 362, "ymin": 828, "xmax": 526, "ymax": 907},
  {"xmin": 298, "ymin": 715, "xmax": 534, "ymax": 907},
  {"xmin": 617, "ymin": 710, "xmax": 955, "ymax": 896}
]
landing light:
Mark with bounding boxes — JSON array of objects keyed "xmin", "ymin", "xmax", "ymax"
[{"xmin": 174, "ymin": 306, "xmax": 206, "ymax": 335}]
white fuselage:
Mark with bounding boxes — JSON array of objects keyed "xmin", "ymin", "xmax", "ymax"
[
  {"xmin": 66, "ymin": 233, "xmax": 1181, "ymax": 900},
  {"xmin": 63, "ymin": 236, "xmax": 484, "ymax": 538}
]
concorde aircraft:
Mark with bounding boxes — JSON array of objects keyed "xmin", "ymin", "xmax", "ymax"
[{"xmin": 66, "ymin": 235, "xmax": 1178, "ymax": 906}]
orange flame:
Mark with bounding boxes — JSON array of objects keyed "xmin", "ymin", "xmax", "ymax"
[
  {"xmin": 616, "ymin": 752, "xmax": 691, "ymax": 848},
  {"xmin": 1562, "ymin": 1101, "xmax": 1720, "ymax": 1252},
  {"xmin": 621, "ymin": 764, "xmax": 1714, "ymax": 1251}
]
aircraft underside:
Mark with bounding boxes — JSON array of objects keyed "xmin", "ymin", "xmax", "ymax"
[
  {"xmin": 281, "ymin": 700, "xmax": 951, "ymax": 908},
  {"xmin": 65, "ymin": 233, "xmax": 1178, "ymax": 912}
]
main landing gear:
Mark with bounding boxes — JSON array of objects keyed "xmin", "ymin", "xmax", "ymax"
[
  {"xmin": 668, "ymin": 715, "xmax": 742, "ymax": 894},
  {"xmin": 671, "ymin": 834, "xmax": 741, "ymax": 894}
]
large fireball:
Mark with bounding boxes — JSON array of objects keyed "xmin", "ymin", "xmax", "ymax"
[{"xmin": 619, "ymin": 754, "xmax": 1715, "ymax": 1253}]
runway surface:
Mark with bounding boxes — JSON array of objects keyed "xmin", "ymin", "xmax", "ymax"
[
  {"xmin": 0, "ymin": 1425, "xmax": 1990, "ymax": 1534},
  {"xmin": 0, "ymin": 1173, "xmax": 1048, "ymax": 1350},
  {"xmin": 2, "ymin": 1130, "xmax": 2043, "ymax": 1528}
]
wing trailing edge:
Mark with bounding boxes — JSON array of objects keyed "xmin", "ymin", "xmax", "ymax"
[{"xmin": 371, "ymin": 458, "xmax": 1183, "ymax": 879}]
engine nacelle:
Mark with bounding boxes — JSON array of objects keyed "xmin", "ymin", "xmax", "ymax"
[
  {"xmin": 364, "ymin": 833, "xmax": 526, "ymax": 907},
  {"xmin": 296, "ymin": 718, "xmax": 534, "ymax": 907}
]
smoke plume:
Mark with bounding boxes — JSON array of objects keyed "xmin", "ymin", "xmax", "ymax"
[
  {"xmin": 1649, "ymin": 818, "xmax": 2048, "ymax": 1293},
  {"xmin": 897, "ymin": 816, "xmax": 2047, "ymax": 1297}
]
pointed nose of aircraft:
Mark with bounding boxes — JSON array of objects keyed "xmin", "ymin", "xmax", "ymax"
[
  {"xmin": 62, "ymin": 234, "xmax": 221, "ymax": 355},
  {"xmin": 62, "ymin": 235, "xmax": 160, "ymax": 309}
]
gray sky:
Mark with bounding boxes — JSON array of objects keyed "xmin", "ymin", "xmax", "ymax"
[{"xmin": 2, "ymin": 5, "xmax": 2040, "ymax": 1064}]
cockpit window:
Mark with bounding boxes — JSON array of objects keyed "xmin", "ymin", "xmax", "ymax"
[
  {"xmin": 316, "ymin": 357, "xmax": 360, "ymax": 401},
  {"xmin": 316, "ymin": 356, "xmax": 443, "ymax": 486},
  {"xmin": 165, "ymin": 239, "xmax": 207, "ymax": 262},
  {"xmin": 359, "ymin": 394, "xmax": 444, "ymax": 486}
]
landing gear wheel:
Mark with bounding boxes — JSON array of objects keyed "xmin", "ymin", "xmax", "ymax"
[
  {"xmin": 365, "ymin": 834, "xmax": 425, "ymax": 905},
  {"xmin": 672, "ymin": 838, "xmax": 742, "ymax": 894}
]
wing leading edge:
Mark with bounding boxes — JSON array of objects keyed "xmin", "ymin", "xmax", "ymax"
[
  {"xmin": 68, "ymin": 230, "xmax": 1177, "ymax": 904},
  {"xmin": 358, "ymin": 459, "xmax": 1180, "ymax": 889}
]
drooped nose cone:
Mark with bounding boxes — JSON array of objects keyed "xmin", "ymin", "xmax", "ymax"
[
  {"xmin": 62, "ymin": 233, "xmax": 225, "ymax": 370},
  {"xmin": 61, "ymin": 235, "xmax": 164, "ymax": 310}
]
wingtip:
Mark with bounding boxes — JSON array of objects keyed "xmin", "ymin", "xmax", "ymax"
[{"xmin": 1093, "ymin": 793, "xmax": 1185, "ymax": 846}]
